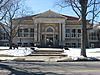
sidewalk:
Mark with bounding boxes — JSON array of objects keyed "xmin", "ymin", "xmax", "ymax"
[{"xmin": 0, "ymin": 55, "xmax": 69, "ymax": 62}]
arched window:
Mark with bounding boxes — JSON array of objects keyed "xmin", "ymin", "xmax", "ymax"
[{"xmin": 46, "ymin": 28, "xmax": 53, "ymax": 32}]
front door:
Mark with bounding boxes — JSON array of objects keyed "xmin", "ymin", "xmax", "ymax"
[{"xmin": 46, "ymin": 34, "xmax": 53, "ymax": 46}]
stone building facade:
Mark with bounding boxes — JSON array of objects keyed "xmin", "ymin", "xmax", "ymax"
[{"xmin": 1, "ymin": 10, "xmax": 100, "ymax": 48}]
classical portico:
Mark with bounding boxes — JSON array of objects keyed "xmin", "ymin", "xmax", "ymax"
[{"xmin": 33, "ymin": 10, "xmax": 66, "ymax": 47}]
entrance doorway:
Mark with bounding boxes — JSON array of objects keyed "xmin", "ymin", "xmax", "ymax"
[{"xmin": 46, "ymin": 34, "xmax": 53, "ymax": 46}]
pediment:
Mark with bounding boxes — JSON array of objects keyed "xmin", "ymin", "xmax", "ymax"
[{"xmin": 34, "ymin": 10, "xmax": 65, "ymax": 18}]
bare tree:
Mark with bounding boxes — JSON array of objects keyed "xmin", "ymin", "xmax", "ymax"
[
  {"xmin": 0, "ymin": 0, "xmax": 11, "ymax": 20},
  {"xmin": 0, "ymin": 0, "xmax": 28, "ymax": 49},
  {"xmin": 57, "ymin": 0, "xmax": 100, "ymax": 57}
]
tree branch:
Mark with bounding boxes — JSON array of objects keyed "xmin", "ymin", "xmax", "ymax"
[{"xmin": 70, "ymin": 2, "xmax": 80, "ymax": 18}]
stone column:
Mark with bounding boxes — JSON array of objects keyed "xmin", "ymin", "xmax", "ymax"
[
  {"xmin": 53, "ymin": 33, "xmax": 55, "ymax": 45},
  {"xmin": 44, "ymin": 34, "xmax": 46, "ymax": 45},
  {"xmin": 34, "ymin": 23, "xmax": 37, "ymax": 43},
  {"xmin": 38, "ymin": 23, "xmax": 40, "ymax": 43},
  {"xmin": 62, "ymin": 23, "xmax": 65, "ymax": 46},
  {"xmin": 59, "ymin": 23, "xmax": 61, "ymax": 46}
]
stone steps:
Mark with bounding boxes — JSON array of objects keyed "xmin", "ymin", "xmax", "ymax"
[
  {"xmin": 37, "ymin": 48, "xmax": 64, "ymax": 51},
  {"xmin": 29, "ymin": 48, "xmax": 66, "ymax": 56},
  {"xmin": 29, "ymin": 54, "xmax": 66, "ymax": 56},
  {"xmin": 33, "ymin": 52, "xmax": 63, "ymax": 54},
  {"xmin": 33, "ymin": 50, "xmax": 63, "ymax": 54}
]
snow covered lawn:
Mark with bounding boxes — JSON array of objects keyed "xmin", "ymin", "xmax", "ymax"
[
  {"xmin": 0, "ymin": 47, "xmax": 100, "ymax": 58},
  {"xmin": 63, "ymin": 48, "xmax": 100, "ymax": 59}
]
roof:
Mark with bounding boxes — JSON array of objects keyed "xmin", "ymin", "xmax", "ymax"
[
  {"xmin": 13, "ymin": 10, "xmax": 79, "ymax": 20},
  {"xmin": 62, "ymin": 15, "xmax": 79, "ymax": 20}
]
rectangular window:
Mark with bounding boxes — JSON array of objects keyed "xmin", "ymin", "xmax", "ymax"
[
  {"xmin": 77, "ymin": 29, "xmax": 81, "ymax": 37},
  {"xmin": 72, "ymin": 43, "xmax": 76, "ymax": 48},
  {"xmin": 24, "ymin": 28, "xmax": 28, "ymax": 32},
  {"xmin": 30, "ymin": 43, "xmax": 34, "ymax": 46},
  {"xmin": 71, "ymin": 33, "xmax": 76, "ymax": 37},
  {"xmin": 30, "ymin": 34, "xmax": 34, "ymax": 37},
  {"xmin": 30, "ymin": 28, "xmax": 34, "ymax": 32},
  {"xmin": 78, "ymin": 34, "xmax": 81, "ymax": 37},
  {"xmin": 65, "ymin": 43, "xmax": 70, "ymax": 47},
  {"xmin": 17, "ymin": 43, "xmax": 22, "ymax": 47},
  {"xmin": 23, "ymin": 43, "xmax": 28, "ymax": 47},
  {"xmin": 23, "ymin": 28, "xmax": 29, "ymax": 37},
  {"xmin": 18, "ymin": 29, "xmax": 22, "ymax": 32},
  {"xmin": 72, "ymin": 29, "xmax": 76, "ymax": 33},
  {"xmin": 66, "ymin": 34, "xmax": 70, "ymax": 37},
  {"xmin": 30, "ymin": 28, "xmax": 34, "ymax": 37},
  {"xmin": 71, "ymin": 29, "xmax": 76, "ymax": 37},
  {"xmin": 18, "ymin": 29, "xmax": 23, "ymax": 37},
  {"xmin": 78, "ymin": 43, "xmax": 81, "ymax": 48},
  {"xmin": 89, "ymin": 32, "xmax": 97, "ymax": 40},
  {"xmin": 66, "ymin": 29, "xmax": 70, "ymax": 33},
  {"xmin": 78, "ymin": 29, "xmax": 81, "ymax": 33},
  {"xmin": 18, "ymin": 33, "xmax": 23, "ymax": 37},
  {"xmin": 24, "ymin": 34, "xmax": 28, "ymax": 37},
  {"xmin": 65, "ymin": 29, "xmax": 70, "ymax": 37}
]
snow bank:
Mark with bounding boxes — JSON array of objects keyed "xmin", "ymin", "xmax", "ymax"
[{"xmin": 0, "ymin": 47, "xmax": 33, "ymax": 56}]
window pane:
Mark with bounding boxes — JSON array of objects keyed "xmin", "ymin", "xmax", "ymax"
[
  {"xmin": 24, "ymin": 34, "xmax": 28, "ymax": 37},
  {"xmin": 30, "ymin": 28, "xmax": 34, "ymax": 32},
  {"xmin": 66, "ymin": 29, "xmax": 70, "ymax": 33},
  {"xmin": 78, "ymin": 29, "xmax": 81, "ymax": 33},
  {"xmin": 24, "ymin": 28, "xmax": 28, "ymax": 32},
  {"xmin": 18, "ymin": 29, "xmax": 22, "ymax": 32},
  {"xmin": 30, "ymin": 34, "xmax": 34, "ymax": 37},
  {"xmin": 72, "ymin": 29, "xmax": 76, "ymax": 33},
  {"xmin": 18, "ymin": 33, "xmax": 23, "ymax": 37}
]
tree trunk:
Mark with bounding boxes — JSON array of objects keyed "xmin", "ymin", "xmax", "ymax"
[
  {"xmin": 9, "ymin": 30, "xmax": 13, "ymax": 49},
  {"xmin": 81, "ymin": 17, "xmax": 87, "ymax": 57},
  {"xmin": 9, "ymin": 37, "xmax": 13, "ymax": 49},
  {"xmin": 80, "ymin": 0, "xmax": 88, "ymax": 57}
]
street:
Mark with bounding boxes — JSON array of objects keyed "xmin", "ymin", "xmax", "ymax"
[{"xmin": 0, "ymin": 61, "xmax": 100, "ymax": 75}]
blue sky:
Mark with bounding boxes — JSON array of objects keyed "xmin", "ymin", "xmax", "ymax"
[
  {"xmin": 25, "ymin": 0, "xmax": 100, "ymax": 23},
  {"xmin": 25, "ymin": 0, "xmax": 77, "ymax": 17}
]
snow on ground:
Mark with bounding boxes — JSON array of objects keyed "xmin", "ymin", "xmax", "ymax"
[
  {"xmin": 0, "ymin": 47, "xmax": 9, "ymax": 49},
  {"xmin": 0, "ymin": 47, "xmax": 100, "ymax": 57},
  {"xmin": 63, "ymin": 48, "xmax": 100, "ymax": 59},
  {"xmin": 0, "ymin": 47, "xmax": 33, "ymax": 56}
]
